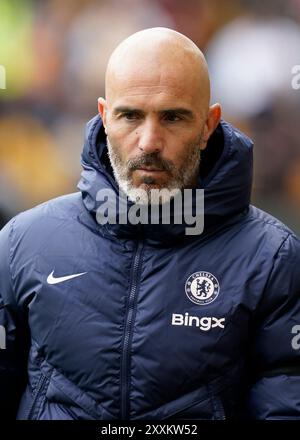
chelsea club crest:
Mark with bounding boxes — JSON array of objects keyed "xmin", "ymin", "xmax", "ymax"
[{"xmin": 185, "ymin": 271, "xmax": 220, "ymax": 305}]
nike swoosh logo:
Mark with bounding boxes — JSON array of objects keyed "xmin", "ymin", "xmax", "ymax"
[{"xmin": 47, "ymin": 270, "xmax": 87, "ymax": 285}]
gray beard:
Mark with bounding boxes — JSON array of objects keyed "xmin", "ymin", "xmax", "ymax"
[{"xmin": 106, "ymin": 137, "xmax": 201, "ymax": 205}]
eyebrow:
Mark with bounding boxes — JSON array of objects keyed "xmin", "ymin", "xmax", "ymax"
[{"xmin": 113, "ymin": 106, "xmax": 195, "ymax": 119}]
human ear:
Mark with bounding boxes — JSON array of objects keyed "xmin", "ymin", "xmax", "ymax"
[
  {"xmin": 98, "ymin": 97, "xmax": 108, "ymax": 131},
  {"xmin": 201, "ymin": 103, "xmax": 222, "ymax": 150}
]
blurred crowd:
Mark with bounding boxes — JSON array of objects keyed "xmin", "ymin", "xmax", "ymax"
[{"xmin": 0, "ymin": 0, "xmax": 300, "ymax": 233}]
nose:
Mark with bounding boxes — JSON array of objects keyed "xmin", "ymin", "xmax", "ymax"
[{"xmin": 137, "ymin": 118, "xmax": 164, "ymax": 154}]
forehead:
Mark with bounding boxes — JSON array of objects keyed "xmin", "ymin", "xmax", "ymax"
[{"xmin": 107, "ymin": 67, "xmax": 202, "ymax": 110}]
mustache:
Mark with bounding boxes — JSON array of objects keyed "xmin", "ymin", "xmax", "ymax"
[{"xmin": 127, "ymin": 153, "xmax": 174, "ymax": 172}]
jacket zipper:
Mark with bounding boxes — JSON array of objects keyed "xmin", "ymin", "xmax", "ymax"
[
  {"xmin": 121, "ymin": 240, "xmax": 144, "ymax": 420},
  {"xmin": 26, "ymin": 373, "xmax": 48, "ymax": 420},
  {"xmin": 209, "ymin": 384, "xmax": 226, "ymax": 420}
]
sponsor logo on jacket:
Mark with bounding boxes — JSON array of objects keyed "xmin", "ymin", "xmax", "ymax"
[{"xmin": 171, "ymin": 313, "xmax": 225, "ymax": 332}]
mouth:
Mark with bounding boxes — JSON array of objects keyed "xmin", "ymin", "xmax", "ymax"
[{"xmin": 136, "ymin": 167, "xmax": 166, "ymax": 173}]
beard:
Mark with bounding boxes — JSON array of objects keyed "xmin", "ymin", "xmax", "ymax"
[{"xmin": 106, "ymin": 134, "xmax": 203, "ymax": 205}]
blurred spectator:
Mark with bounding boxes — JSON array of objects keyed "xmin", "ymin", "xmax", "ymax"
[
  {"xmin": 206, "ymin": 17, "xmax": 300, "ymax": 118},
  {"xmin": 206, "ymin": 15, "xmax": 300, "ymax": 232},
  {"xmin": 153, "ymin": 0, "xmax": 242, "ymax": 50}
]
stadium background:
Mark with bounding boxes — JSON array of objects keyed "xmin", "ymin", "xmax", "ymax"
[{"xmin": 0, "ymin": 0, "xmax": 299, "ymax": 234}]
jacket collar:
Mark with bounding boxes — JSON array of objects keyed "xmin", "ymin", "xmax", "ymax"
[{"xmin": 78, "ymin": 115, "xmax": 253, "ymax": 244}]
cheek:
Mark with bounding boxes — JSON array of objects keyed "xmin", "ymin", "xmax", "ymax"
[
  {"xmin": 107, "ymin": 120, "xmax": 137, "ymax": 141},
  {"xmin": 107, "ymin": 129, "xmax": 137, "ymax": 163},
  {"xmin": 166, "ymin": 138, "xmax": 198, "ymax": 167}
]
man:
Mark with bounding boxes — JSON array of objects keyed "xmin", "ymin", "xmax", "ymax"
[{"xmin": 0, "ymin": 27, "xmax": 300, "ymax": 420}]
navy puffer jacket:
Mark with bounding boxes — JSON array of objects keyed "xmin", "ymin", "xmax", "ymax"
[{"xmin": 0, "ymin": 116, "xmax": 299, "ymax": 420}]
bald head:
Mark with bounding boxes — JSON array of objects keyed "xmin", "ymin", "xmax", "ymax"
[
  {"xmin": 105, "ymin": 27, "xmax": 211, "ymax": 111},
  {"xmin": 98, "ymin": 28, "xmax": 221, "ymax": 199}
]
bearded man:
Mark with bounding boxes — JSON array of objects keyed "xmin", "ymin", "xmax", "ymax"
[{"xmin": 0, "ymin": 28, "xmax": 299, "ymax": 420}]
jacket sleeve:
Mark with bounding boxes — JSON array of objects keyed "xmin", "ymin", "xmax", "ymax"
[
  {"xmin": 0, "ymin": 219, "xmax": 29, "ymax": 419},
  {"xmin": 246, "ymin": 233, "xmax": 300, "ymax": 419}
]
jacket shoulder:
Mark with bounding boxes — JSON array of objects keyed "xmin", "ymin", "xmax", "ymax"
[
  {"xmin": 247, "ymin": 205, "xmax": 298, "ymax": 251},
  {"xmin": 3, "ymin": 192, "xmax": 83, "ymax": 233},
  {"xmin": 0, "ymin": 193, "xmax": 85, "ymax": 266}
]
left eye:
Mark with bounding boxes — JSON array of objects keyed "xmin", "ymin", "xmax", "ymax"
[{"xmin": 164, "ymin": 113, "xmax": 181, "ymax": 122}]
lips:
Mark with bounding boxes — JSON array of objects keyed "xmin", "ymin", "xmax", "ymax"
[{"xmin": 137, "ymin": 167, "xmax": 166, "ymax": 172}]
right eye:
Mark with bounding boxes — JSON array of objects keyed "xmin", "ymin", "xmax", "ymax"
[{"xmin": 122, "ymin": 112, "xmax": 140, "ymax": 120}]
